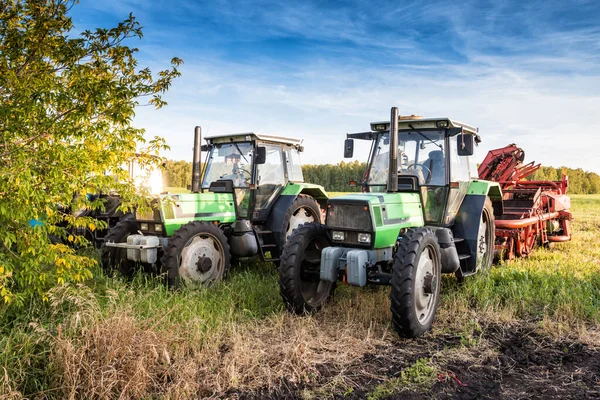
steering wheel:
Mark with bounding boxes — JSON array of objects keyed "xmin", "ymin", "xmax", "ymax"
[
  {"xmin": 406, "ymin": 163, "xmax": 432, "ymax": 183},
  {"xmin": 239, "ymin": 168, "xmax": 251, "ymax": 177}
]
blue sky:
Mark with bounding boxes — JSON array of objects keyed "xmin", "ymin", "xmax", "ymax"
[{"xmin": 71, "ymin": 0, "xmax": 600, "ymax": 173}]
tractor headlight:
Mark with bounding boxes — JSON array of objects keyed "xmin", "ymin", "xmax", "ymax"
[
  {"xmin": 358, "ymin": 233, "xmax": 371, "ymax": 244},
  {"xmin": 155, "ymin": 224, "xmax": 163, "ymax": 232},
  {"xmin": 332, "ymin": 231, "xmax": 345, "ymax": 241},
  {"xmin": 140, "ymin": 223, "xmax": 149, "ymax": 231}
]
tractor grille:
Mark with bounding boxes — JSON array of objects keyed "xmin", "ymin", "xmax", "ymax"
[
  {"xmin": 326, "ymin": 202, "xmax": 372, "ymax": 231},
  {"xmin": 135, "ymin": 208, "xmax": 161, "ymax": 222},
  {"xmin": 163, "ymin": 204, "xmax": 175, "ymax": 220}
]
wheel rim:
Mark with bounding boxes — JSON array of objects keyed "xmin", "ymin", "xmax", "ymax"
[
  {"xmin": 286, "ymin": 206, "xmax": 316, "ymax": 239},
  {"xmin": 476, "ymin": 209, "xmax": 491, "ymax": 270},
  {"xmin": 179, "ymin": 233, "xmax": 224, "ymax": 284},
  {"xmin": 414, "ymin": 245, "xmax": 438, "ymax": 324},
  {"xmin": 299, "ymin": 235, "xmax": 331, "ymax": 308}
]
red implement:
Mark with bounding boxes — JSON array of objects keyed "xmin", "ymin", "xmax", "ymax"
[{"xmin": 478, "ymin": 144, "xmax": 573, "ymax": 259}]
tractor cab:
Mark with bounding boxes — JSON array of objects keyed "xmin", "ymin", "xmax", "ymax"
[
  {"xmin": 201, "ymin": 132, "xmax": 305, "ymax": 222},
  {"xmin": 344, "ymin": 116, "xmax": 480, "ymax": 227}
]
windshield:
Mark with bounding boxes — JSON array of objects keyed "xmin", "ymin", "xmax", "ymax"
[
  {"xmin": 202, "ymin": 142, "xmax": 254, "ymax": 188},
  {"xmin": 367, "ymin": 130, "xmax": 446, "ymax": 187}
]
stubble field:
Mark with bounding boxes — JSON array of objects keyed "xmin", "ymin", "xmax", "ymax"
[{"xmin": 1, "ymin": 195, "xmax": 599, "ymax": 399}]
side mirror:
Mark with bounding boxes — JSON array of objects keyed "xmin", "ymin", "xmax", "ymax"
[
  {"xmin": 344, "ymin": 139, "xmax": 354, "ymax": 158},
  {"xmin": 201, "ymin": 144, "xmax": 211, "ymax": 152},
  {"xmin": 457, "ymin": 134, "xmax": 474, "ymax": 156},
  {"xmin": 255, "ymin": 146, "xmax": 266, "ymax": 164}
]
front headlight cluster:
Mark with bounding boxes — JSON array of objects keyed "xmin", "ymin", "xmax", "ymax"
[
  {"xmin": 332, "ymin": 231, "xmax": 371, "ymax": 244},
  {"xmin": 140, "ymin": 223, "xmax": 163, "ymax": 232},
  {"xmin": 357, "ymin": 233, "xmax": 371, "ymax": 244},
  {"xmin": 332, "ymin": 231, "xmax": 345, "ymax": 241}
]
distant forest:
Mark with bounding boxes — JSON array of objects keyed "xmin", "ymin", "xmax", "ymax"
[{"xmin": 163, "ymin": 160, "xmax": 600, "ymax": 194}]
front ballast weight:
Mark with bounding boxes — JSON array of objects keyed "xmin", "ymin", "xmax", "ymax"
[
  {"xmin": 104, "ymin": 235, "xmax": 164, "ymax": 264},
  {"xmin": 320, "ymin": 247, "xmax": 394, "ymax": 286}
]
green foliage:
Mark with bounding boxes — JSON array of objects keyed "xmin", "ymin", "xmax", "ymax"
[
  {"xmin": 0, "ymin": 0, "xmax": 181, "ymax": 303},
  {"xmin": 302, "ymin": 160, "xmax": 367, "ymax": 192},
  {"xmin": 163, "ymin": 159, "xmax": 192, "ymax": 189},
  {"xmin": 528, "ymin": 166, "xmax": 600, "ymax": 194},
  {"xmin": 367, "ymin": 358, "xmax": 437, "ymax": 399},
  {"xmin": 161, "ymin": 160, "xmax": 368, "ymax": 193}
]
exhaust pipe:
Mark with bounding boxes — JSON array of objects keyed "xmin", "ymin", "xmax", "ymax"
[
  {"xmin": 191, "ymin": 126, "xmax": 202, "ymax": 193},
  {"xmin": 388, "ymin": 107, "xmax": 399, "ymax": 192}
]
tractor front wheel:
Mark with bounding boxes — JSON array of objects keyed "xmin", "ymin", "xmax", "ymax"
[
  {"xmin": 390, "ymin": 228, "xmax": 442, "ymax": 338},
  {"xmin": 278, "ymin": 222, "xmax": 335, "ymax": 314},
  {"xmin": 161, "ymin": 221, "xmax": 231, "ymax": 288}
]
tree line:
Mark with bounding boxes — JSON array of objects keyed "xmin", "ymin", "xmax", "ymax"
[
  {"xmin": 163, "ymin": 160, "xmax": 600, "ymax": 194},
  {"xmin": 528, "ymin": 166, "xmax": 600, "ymax": 194}
]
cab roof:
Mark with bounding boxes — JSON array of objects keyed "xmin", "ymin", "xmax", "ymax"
[
  {"xmin": 205, "ymin": 132, "xmax": 302, "ymax": 146},
  {"xmin": 369, "ymin": 117, "xmax": 478, "ymax": 135}
]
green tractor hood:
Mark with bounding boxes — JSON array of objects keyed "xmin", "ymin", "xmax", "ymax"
[
  {"xmin": 160, "ymin": 192, "xmax": 236, "ymax": 236},
  {"xmin": 327, "ymin": 192, "xmax": 424, "ymax": 248}
]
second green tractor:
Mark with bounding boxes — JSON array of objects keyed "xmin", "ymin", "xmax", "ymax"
[
  {"xmin": 102, "ymin": 128, "xmax": 328, "ymax": 286},
  {"xmin": 278, "ymin": 107, "xmax": 502, "ymax": 338}
]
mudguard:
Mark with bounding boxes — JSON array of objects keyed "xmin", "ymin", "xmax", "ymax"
[
  {"xmin": 266, "ymin": 183, "xmax": 329, "ymax": 248},
  {"xmin": 280, "ymin": 182, "xmax": 329, "ymax": 209},
  {"xmin": 453, "ymin": 180, "xmax": 502, "ymax": 274}
]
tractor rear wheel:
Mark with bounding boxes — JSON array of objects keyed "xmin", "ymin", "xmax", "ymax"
[
  {"xmin": 100, "ymin": 219, "xmax": 139, "ymax": 277},
  {"xmin": 161, "ymin": 221, "xmax": 231, "ymax": 288},
  {"xmin": 281, "ymin": 194, "xmax": 322, "ymax": 244},
  {"xmin": 278, "ymin": 222, "xmax": 335, "ymax": 314},
  {"xmin": 390, "ymin": 228, "xmax": 442, "ymax": 338},
  {"xmin": 475, "ymin": 197, "xmax": 495, "ymax": 272}
]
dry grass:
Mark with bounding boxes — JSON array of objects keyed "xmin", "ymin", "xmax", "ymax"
[
  {"xmin": 37, "ymin": 284, "xmax": 395, "ymax": 399},
  {"xmin": 2, "ymin": 195, "xmax": 599, "ymax": 398}
]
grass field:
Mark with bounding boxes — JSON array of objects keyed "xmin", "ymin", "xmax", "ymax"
[{"xmin": 1, "ymin": 195, "xmax": 599, "ymax": 399}]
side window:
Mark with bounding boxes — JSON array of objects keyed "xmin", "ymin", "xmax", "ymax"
[
  {"xmin": 449, "ymin": 136, "xmax": 472, "ymax": 181},
  {"xmin": 255, "ymin": 145, "xmax": 285, "ymax": 211},
  {"xmin": 286, "ymin": 148, "xmax": 304, "ymax": 182},
  {"xmin": 257, "ymin": 145, "xmax": 285, "ymax": 185},
  {"xmin": 445, "ymin": 135, "xmax": 473, "ymax": 225}
]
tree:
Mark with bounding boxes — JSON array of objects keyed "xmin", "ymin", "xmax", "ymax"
[{"xmin": 0, "ymin": 0, "xmax": 182, "ymax": 303}]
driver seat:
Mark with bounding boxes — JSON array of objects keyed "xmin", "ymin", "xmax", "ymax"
[{"xmin": 423, "ymin": 150, "xmax": 445, "ymax": 185}]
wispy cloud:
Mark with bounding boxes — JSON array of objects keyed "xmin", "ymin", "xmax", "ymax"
[{"xmin": 69, "ymin": 0, "xmax": 600, "ymax": 172}]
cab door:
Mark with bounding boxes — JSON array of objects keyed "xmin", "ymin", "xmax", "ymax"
[{"xmin": 251, "ymin": 144, "xmax": 286, "ymax": 220}]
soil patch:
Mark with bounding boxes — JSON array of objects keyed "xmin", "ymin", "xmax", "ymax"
[{"xmin": 230, "ymin": 322, "xmax": 600, "ymax": 399}]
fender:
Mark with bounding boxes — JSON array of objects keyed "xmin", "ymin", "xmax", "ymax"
[
  {"xmin": 280, "ymin": 182, "xmax": 329, "ymax": 209},
  {"xmin": 266, "ymin": 183, "xmax": 329, "ymax": 248},
  {"xmin": 465, "ymin": 180, "xmax": 503, "ymax": 216},
  {"xmin": 453, "ymin": 180, "xmax": 502, "ymax": 274}
]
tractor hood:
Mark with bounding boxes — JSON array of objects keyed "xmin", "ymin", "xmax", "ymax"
[
  {"xmin": 326, "ymin": 193, "xmax": 424, "ymax": 249},
  {"xmin": 160, "ymin": 192, "xmax": 236, "ymax": 236}
]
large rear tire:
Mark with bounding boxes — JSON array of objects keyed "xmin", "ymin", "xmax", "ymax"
[
  {"xmin": 390, "ymin": 228, "xmax": 442, "ymax": 338},
  {"xmin": 475, "ymin": 197, "xmax": 495, "ymax": 272},
  {"xmin": 161, "ymin": 221, "xmax": 231, "ymax": 288},
  {"xmin": 278, "ymin": 222, "xmax": 335, "ymax": 314},
  {"xmin": 281, "ymin": 194, "xmax": 322, "ymax": 244},
  {"xmin": 100, "ymin": 219, "xmax": 139, "ymax": 277}
]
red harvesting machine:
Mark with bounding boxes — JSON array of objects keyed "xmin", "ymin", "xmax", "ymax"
[{"xmin": 478, "ymin": 144, "xmax": 573, "ymax": 259}]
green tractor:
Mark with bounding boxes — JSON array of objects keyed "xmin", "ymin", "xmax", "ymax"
[
  {"xmin": 102, "ymin": 127, "xmax": 328, "ymax": 286},
  {"xmin": 278, "ymin": 107, "xmax": 503, "ymax": 338}
]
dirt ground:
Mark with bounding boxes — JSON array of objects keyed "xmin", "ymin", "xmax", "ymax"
[{"xmin": 229, "ymin": 322, "xmax": 600, "ymax": 399}]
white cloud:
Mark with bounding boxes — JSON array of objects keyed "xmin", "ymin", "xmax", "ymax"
[{"xmin": 69, "ymin": 0, "xmax": 600, "ymax": 173}]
